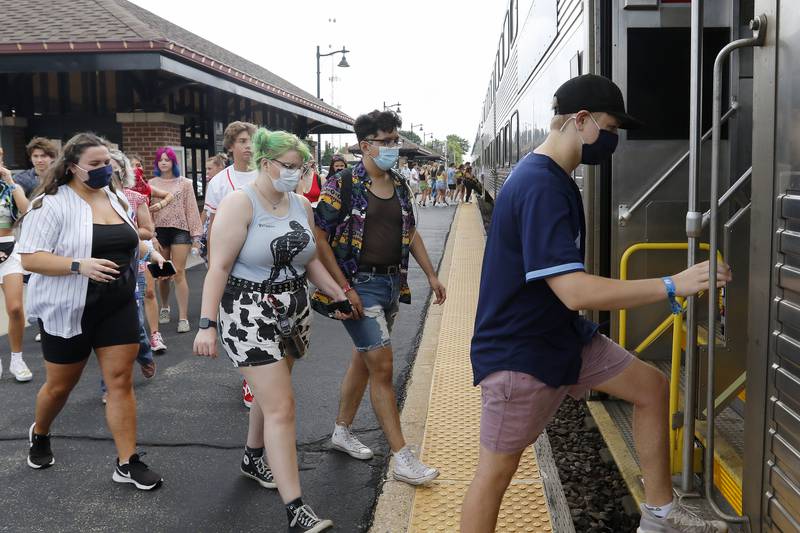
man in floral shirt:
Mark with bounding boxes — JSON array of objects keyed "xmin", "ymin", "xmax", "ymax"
[{"xmin": 314, "ymin": 109, "xmax": 446, "ymax": 486}]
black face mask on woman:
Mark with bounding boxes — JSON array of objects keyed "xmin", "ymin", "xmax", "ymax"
[{"xmin": 76, "ymin": 164, "xmax": 114, "ymax": 189}]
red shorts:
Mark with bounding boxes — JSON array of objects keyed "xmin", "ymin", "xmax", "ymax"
[{"xmin": 479, "ymin": 334, "xmax": 634, "ymax": 454}]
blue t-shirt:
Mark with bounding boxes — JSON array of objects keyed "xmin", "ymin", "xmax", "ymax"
[
  {"xmin": 470, "ymin": 153, "xmax": 598, "ymax": 387},
  {"xmin": 446, "ymin": 168, "xmax": 456, "ymax": 184}
]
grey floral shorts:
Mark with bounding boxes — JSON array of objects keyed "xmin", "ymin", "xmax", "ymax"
[{"xmin": 218, "ymin": 283, "xmax": 311, "ymax": 367}]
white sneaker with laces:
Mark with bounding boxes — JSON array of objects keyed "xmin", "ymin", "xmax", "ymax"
[
  {"xmin": 331, "ymin": 423, "xmax": 373, "ymax": 460},
  {"xmin": 159, "ymin": 307, "xmax": 170, "ymax": 324},
  {"xmin": 637, "ymin": 498, "xmax": 728, "ymax": 533},
  {"xmin": 9, "ymin": 357, "xmax": 32, "ymax": 382},
  {"xmin": 177, "ymin": 319, "xmax": 190, "ymax": 333},
  {"xmin": 392, "ymin": 445, "xmax": 439, "ymax": 486}
]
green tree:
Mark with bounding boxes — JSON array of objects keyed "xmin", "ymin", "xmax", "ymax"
[
  {"xmin": 447, "ymin": 134, "xmax": 470, "ymax": 155},
  {"xmin": 321, "ymin": 143, "xmax": 334, "ymax": 167},
  {"xmin": 399, "ymin": 130, "xmax": 422, "ymax": 145}
]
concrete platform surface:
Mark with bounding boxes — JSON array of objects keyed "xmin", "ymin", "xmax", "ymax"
[{"xmin": 0, "ymin": 204, "xmax": 455, "ymax": 533}]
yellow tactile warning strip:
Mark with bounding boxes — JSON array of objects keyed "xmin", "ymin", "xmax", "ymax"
[{"xmin": 408, "ymin": 204, "xmax": 554, "ymax": 532}]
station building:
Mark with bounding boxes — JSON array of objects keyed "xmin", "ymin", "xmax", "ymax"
[{"xmin": 0, "ymin": 0, "xmax": 353, "ymax": 198}]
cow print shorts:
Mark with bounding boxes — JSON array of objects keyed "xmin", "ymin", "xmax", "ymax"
[{"xmin": 218, "ymin": 283, "xmax": 311, "ymax": 367}]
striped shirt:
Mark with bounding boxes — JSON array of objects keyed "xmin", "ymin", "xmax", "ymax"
[{"xmin": 17, "ymin": 185, "xmax": 136, "ymax": 338}]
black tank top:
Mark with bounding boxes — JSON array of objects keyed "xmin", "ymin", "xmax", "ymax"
[
  {"xmin": 360, "ymin": 189, "xmax": 403, "ymax": 267},
  {"xmin": 91, "ymin": 223, "xmax": 139, "ymax": 272}
]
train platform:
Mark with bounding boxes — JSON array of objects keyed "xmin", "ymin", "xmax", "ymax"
[{"xmin": 370, "ymin": 202, "xmax": 573, "ymax": 533}]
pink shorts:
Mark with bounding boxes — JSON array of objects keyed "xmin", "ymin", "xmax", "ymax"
[{"xmin": 479, "ymin": 334, "xmax": 634, "ymax": 454}]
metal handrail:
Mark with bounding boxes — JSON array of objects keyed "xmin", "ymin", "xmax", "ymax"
[
  {"xmin": 618, "ymin": 241, "xmax": 722, "ymax": 475},
  {"xmin": 618, "ymin": 242, "xmax": 716, "ymax": 349},
  {"xmin": 618, "ymin": 104, "xmax": 739, "ymax": 224},
  {"xmin": 705, "ymin": 15, "xmax": 766, "ymax": 527},
  {"xmin": 702, "ymin": 166, "xmax": 753, "ymax": 228}
]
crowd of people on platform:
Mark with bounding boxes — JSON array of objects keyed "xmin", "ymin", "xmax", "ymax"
[
  {"xmin": 0, "ymin": 109, "xmax": 450, "ymax": 532},
  {"xmin": 400, "ymin": 160, "xmax": 481, "ymax": 208}
]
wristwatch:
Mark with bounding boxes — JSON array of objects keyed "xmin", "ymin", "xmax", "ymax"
[
  {"xmin": 70, "ymin": 260, "xmax": 81, "ymax": 274},
  {"xmin": 198, "ymin": 317, "xmax": 217, "ymax": 330}
]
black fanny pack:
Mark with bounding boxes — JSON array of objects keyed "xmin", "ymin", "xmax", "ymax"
[{"xmin": 0, "ymin": 241, "xmax": 15, "ymax": 264}]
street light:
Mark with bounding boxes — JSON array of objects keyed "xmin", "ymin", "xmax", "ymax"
[
  {"xmin": 411, "ymin": 123, "xmax": 423, "ymax": 132},
  {"xmin": 383, "ymin": 101, "xmax": 402, "ymax": 114},
  {"xmin": 316, "ymin": 45, "xmax": 350, "ymax": 162},
  {"xmin": 423, "ymin": 131, "xmax": 434, "ymax": 145}
]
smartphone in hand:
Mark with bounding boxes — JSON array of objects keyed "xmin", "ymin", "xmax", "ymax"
[{"xmin": 147, "ymin": 260, "xmax": 177, "ymax": 278}]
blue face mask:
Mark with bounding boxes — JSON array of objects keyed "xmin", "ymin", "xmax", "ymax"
[
  {"xmin": 77, "ymin": 164, "xmax": 114, "ymax": 189},
  {"xmin": 371, "ymin": 147, "xmax": 400, "ymax": 171}
]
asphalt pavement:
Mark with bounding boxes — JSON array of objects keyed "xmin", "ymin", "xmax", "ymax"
[{"xmin": 0, "ymin": 204, "xmax": 456, "ymax": 533}]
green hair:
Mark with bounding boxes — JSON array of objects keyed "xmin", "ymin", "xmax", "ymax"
[{"xmin": 252, "ymin": 128, "xmax": 311, "ymax": 168}]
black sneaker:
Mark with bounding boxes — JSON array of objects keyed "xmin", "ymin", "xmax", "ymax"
[
  {"xmin": 288, "ymin": 504, "xmax": 333, "ymax": 533},
  {"xmin": 112, "ymin": 454, "xmax": 162, "ymax": 490},
  {"xmin": 240, "ymin": 452, "xmax": 277, "ymax": 489},
  {"xmin": 27, "ymin": 423, "xmax": 55, "ymax": 469}
]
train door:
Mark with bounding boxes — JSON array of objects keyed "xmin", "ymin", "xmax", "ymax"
[
  {"xmin": 589, "ymin": 0, "xmax": 757, "ymax": 515},
  {"xmin": 746, "ymin": 1, "xmax": 800, "ymax": 530}
]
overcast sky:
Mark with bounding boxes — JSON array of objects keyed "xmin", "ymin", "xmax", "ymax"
[{"xmin": 128, "ymin": 0, "xmax": 506, "ymax": 154}]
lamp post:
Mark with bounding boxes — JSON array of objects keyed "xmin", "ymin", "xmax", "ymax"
[
  {"xmin": 316, "ymin": 45, "xmax": 350, "ymax": 163},
  {"xmin": 383, "ymin": 101, "xmax": 402, "ymax": 114},
  {"xmin": 423, "ymin": 131, "xmax": 434, "ymax": 145}
]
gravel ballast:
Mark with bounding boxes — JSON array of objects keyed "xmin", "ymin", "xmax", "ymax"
[{"xmin": 546, "ymin": 397, "xmax": 641, "ymax": 533}]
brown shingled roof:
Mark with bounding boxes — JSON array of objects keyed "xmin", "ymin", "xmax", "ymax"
[{"xmin": 0, "ymin": 0, "xmax": 352, "ymax": 125}]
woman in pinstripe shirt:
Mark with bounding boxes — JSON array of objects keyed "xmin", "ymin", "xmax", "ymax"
[{"xmin": 17, "ymin": 133, "xmax": 163, "ymax": 491}]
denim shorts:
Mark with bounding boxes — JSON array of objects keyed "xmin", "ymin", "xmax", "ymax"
[{"xmin": 343, "ymin": 273, "xmax": 400, "ymax": 352}]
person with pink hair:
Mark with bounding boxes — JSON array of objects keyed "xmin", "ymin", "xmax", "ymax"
[{"xmin": 148, "ymin": 147, "xmax": 202, "ymax": 334}]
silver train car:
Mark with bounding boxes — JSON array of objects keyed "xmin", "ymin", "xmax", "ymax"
[{"xmin": 472, "ymin": 1, "xmax": 800, "ymax": 530}]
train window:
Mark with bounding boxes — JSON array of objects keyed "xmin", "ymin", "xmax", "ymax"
[
  {"xmin": 627, "ymin": 27, "xmax": 730, "ymax": 140},
  {"xmin": 510, "ymin": 112, "xmax": 519, "ymax": 163},
  {"xmin": 509, "ymin": 1, "xmax": 515, "ymax": 45},
  {"xmin": 501, "ymin": 32, "xmax": 506, "ymax": 68},
  {"xmin": 502, "ymin": 126, "xmax": 508, "ymax": 166}
]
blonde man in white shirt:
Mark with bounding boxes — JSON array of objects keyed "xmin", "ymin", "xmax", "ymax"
[
  {"xmin": 201, "ymin": 121, "xmax": 260, "ymax": 408},
  {"xmin": 18, "ymin": 133, "xmax": 164, "ymax": 491}
]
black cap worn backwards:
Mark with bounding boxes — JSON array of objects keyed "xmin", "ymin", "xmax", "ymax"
[{"xmin": 553, "ymin": 74, "xmax": 642, "ymax": 130}]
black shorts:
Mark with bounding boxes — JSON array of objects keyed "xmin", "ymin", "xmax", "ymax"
[
  {"xmin": 156, "ymin": 227, "xmax": 192, "ymax": 247},
  {"xmin": 40, "ymin": 273, "xmax": 139, "ymax": 364},
  {"xmin": 448, "ymin": 184, "xmax": 456, "ymax": 190}
]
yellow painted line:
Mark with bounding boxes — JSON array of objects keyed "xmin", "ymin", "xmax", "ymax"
[
  {"xmin": 586, "ymin": 401, "xmax": 646, "ymax": 507},
  {"xmin": 409, "ymin": 204, "xmax": 554, "ymax": 532}
]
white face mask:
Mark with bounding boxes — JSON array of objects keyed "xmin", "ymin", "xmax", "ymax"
[{"xmin": 269, "ymin": 161, "xmax": 302, "ymax": 192}]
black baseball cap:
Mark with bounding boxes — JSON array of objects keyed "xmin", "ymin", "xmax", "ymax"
[{"xmin": 553, "ymin": 74, "xmax": 642, "ymax": 129}]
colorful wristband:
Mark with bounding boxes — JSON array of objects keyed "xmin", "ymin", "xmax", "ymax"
[
  {"xmin": 662, "ymin": 277, "xmax": 682, "ymax": 315},
  {"xmin": 342, "ymin": 283, "xmax": 353, "ymax": 293}
]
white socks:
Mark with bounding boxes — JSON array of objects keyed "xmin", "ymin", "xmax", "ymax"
[
  {"xmin": 11, "ymin": 351, "xmax": 22, "ymax": 362},
  {"xmin": 645, "ymin": 501, "xmax": 674, "ymax": 518}
]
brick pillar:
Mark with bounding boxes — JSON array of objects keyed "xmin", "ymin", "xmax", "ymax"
[{"xmin": 117, "ymin": 112, "xmax": 184, "ymax": 176}]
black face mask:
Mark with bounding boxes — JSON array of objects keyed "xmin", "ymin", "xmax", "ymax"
[
  {"xmin": 580, "ymin": 129, "xmax": 619, "ymax": 165},
  {"xmin": 563, "ymin": 115, "xmax": 620, "ymax": 165},
  {"xmin": 77, "ymin": 164, "xmax": 114, "ymax": 189}
]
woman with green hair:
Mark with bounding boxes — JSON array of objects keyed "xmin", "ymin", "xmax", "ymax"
[{"xmin": 193, "ymin": 128, "xmax": 350, "ymax": 532}]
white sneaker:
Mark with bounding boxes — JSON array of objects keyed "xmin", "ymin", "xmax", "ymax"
[
  {"xmin": 177, "ymin": 319, "xmax": 190, "ymax": 333},
  {"xmin": 331, "ymin": 423, "xmax": 373, "ymax": 460},
  {"xmin": 9, "ymin": 358, "xmax": 33, "ymax": 382},
  {"xmin": 159, "ymin": 307, "xmax": 170, "ymax": 324},
  {"xmin": 392, "ymin": 446, "xmax": 438, "ymax": 485},
  {"xmin": 638, "ymin": 498, "xmax": 728, "ymax": 533}
]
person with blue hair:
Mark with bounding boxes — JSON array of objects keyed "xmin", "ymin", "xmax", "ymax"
[{"xmin": 148, "ymin": 146, "xmax": 202, "ymax": 334}]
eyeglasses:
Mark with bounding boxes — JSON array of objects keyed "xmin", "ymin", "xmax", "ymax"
[
  {"xmin": 272, "ymin": 159, "xmax": 314, "ymax": 175},
  {"xmin": 364, "ymin": 138, "xmax": 404, "ymax": 148}
]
